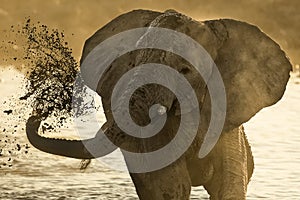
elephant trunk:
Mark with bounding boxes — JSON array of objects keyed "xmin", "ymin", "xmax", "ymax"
[
  {"xmin": 221, "ymin": 127, "xmax": 248, "ymax": 199},
  {"xmin": 26, "ymin": 115, "xmax": 115, "ymax": 159}
]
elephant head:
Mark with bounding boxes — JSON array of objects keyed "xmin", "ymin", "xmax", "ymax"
[{"xmin": 26, "ymin": 9, "xmax": 291, "ymax": 199}]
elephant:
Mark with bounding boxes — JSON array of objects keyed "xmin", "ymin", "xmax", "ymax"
[{"xmin": 25, "ymin": 9, "xmax": 291, "ymax": 200}]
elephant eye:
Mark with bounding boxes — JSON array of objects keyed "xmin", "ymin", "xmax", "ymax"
[{"xmin": 179, "ymin": 67, "xmax": 190, "ymax": 74}]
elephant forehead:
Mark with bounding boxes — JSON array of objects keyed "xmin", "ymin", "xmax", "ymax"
[{"xmin": 135, "ymin": 11, "xmax": 220, "ymax": 61}]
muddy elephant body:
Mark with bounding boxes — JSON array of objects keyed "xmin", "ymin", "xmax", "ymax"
[
  {"xmin": 26, "ymin": 9, "xmax": 291, "ymax": 199},
  {"xmin": 128, "ymin": 126, "xmax": 253, "ymax": 200}
]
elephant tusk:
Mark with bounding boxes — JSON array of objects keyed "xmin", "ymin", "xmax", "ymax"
[{"xmin": 157, "ymin": 105, "xmax": 167, "ymax": 115}]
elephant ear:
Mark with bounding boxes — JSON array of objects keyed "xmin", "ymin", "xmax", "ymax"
[
  {"xmin": 80, "ymin": 9, "xmax": 162, "ymax": 64},
  {"xmin": 204, "ymin": 19, "xmax": 292, "ymax": 131},
  {"xmin": 79, "ymin": 9, "xmax": 162, "ymax": 115}
]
